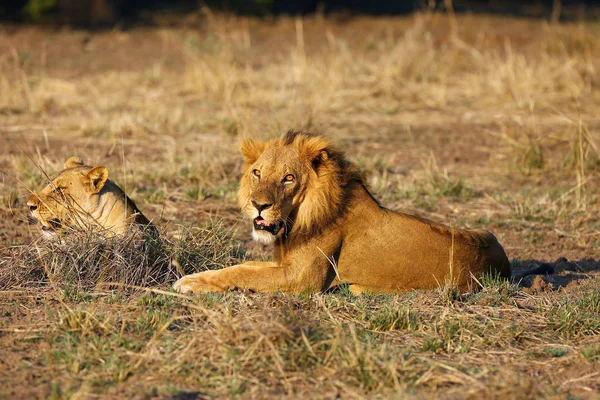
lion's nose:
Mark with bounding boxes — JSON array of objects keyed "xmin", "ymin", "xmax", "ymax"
[
  {"xmin": 27, "ymin": 200, "xmax": 38, "ymax": 212},
  {"xmin": 251, "ymin": 200, "xmax": 272, "ymax": 213}
]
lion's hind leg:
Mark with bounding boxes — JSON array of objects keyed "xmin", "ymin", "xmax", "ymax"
[
  {"xmin": 348, "ymin": 284, "xmax": 406, "ymax": 295},
  {"xmin": 349, "ymin": 285, "xmax": 366, "ymax": 295}
]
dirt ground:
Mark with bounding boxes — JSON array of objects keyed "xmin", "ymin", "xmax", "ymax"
[{"xmin": 1, "ymin": 11, "xmax": 599, "ymax": 399}]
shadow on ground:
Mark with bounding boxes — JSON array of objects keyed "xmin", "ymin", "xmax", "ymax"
[
  {"xmin": 512, "ymin": 258, "xmax": 600, "ymax": 293},
  {"xmin": 170, "ymin": 391, "xmax": 211, "ymax": 400}
]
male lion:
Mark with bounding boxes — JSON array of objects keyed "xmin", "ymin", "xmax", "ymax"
[
  {"xmin": 27, "ymin": 156, "xmax": 155, "ymax": 239},
  {"xmin": 174, "ymin": 131, "xmax": 510, "ymax": 294}
]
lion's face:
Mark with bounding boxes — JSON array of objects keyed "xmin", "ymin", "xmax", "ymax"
[
  {"xmin": 240, "ymin": 145, "xmax": 309, "ymax": 244},
  {"xmin": 27, "ymin": 157, "xmax": 109, "ymax": 238},
  {"xmin": 238, "ymin": 133, "xmax": 333, "ymax": 244}
]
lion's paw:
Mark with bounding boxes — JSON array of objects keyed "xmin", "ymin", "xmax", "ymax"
[
  {"xmin": 173, "ymin": 271, "xmax": 225, "ymax": 294},
  {"xmin": 172, "ymin": 275, "xmax": 196, "ymax": 294}
]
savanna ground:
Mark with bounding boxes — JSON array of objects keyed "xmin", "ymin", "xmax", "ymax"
[{"xmin": 1, "ymin": 9, "xmax": 600, "ymax": 399}]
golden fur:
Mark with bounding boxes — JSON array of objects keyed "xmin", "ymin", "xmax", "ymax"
[
  {"xmin": 173, "ymin": 131, "xmax": 510, "ymax": 294},
  {"xmin": 28, "ymin": 156, "xmax": 154, "ymax": 239}
]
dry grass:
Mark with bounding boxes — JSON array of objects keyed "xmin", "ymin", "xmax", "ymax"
[
  {"xmin": 2, "ymin": 279, "xmax": 600, "ymax": 398},
  {"xmin": 0, "ymin": 222, "xmax": 241, "ymax": 292},
  {"xmin": 0, "ymin": 11, "xmax": 599, "ymax": 399}
]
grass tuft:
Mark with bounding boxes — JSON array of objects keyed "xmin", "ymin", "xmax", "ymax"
[
  {"xmin": 0, "ymin": 220, "xmax": 242, "ymax": 291},
  {"xmin": 367, "ymin": 306, "xmax": 420, "ymax": 332},
  {"xmin": 171, "ymin": 221, "xmax": 244, "ymax": 275}
]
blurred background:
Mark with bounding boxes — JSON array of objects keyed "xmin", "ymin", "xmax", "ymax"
[{"xmin": 2, "ymin": 0, "xmax": 600, "ymax": 25}]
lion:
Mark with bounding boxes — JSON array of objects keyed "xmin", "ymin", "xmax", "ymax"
[
  {"xmin": 27, "ymin": 156, "xmax": 155, "ymax": 239},
  {"xmin": 173, "ymin": 131, "xmax": 510, "ymax": 294}
]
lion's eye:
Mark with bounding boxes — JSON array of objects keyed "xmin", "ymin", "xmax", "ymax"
[
  {"xmin": 252, "ymin": 169, "xmax": 261, "ymax": 178},
  {"xmin": 283, "ymin": 174, "xmax": 295, "ymax": 183},
  {"xmin": 53, "ymin": 187, "xmax": 67, "ymax": 197}
]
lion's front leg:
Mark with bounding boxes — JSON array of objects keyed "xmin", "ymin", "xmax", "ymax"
[{"xmin": 173, "ymin": 262, "xmax": 299, "ymax": 294}]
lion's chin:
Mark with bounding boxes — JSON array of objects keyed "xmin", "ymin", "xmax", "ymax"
[
  {"xmin": 252, "ymin": 229, "xmax": 277, "ymax": 245},
  {"xmin": 41, "ymin": 228, "xmax": 59, "ymax": 242}
]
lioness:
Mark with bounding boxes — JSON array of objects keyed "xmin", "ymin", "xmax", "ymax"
[
  {"xmin": 174, "ymin": 131, "xmax": 510, "ymax": 294},
  {"xmin": 27, "ymin": 156, "xmax": 155, "ymax": 239}
]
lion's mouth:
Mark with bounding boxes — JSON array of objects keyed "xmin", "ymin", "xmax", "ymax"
[
  {"xmin": 253, "ymin": 216, "xmax": 283, "ymax": 235},
  {"xmin": 41, "ymin": 219, "xmax": 61, "ymax": 231}
]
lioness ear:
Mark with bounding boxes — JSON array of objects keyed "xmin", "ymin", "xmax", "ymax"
[
  {"xmin": 86, "ymin": 167, "xmax": 109, "ymax": 193},
  {"xmin": 64, "ymin": 156, "xmax": 84, "ymax": 169},
  {"xmin": 240, "ymin": 139, "xmax": 265, "ymax": 164}
]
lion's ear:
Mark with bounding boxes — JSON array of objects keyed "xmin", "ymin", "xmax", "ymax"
[
  {"xmin": 240, "ymin": 139, "xmax": 265, "ymax": 164},
  {"xmin": 64, "ymin": 156, "xmax": 84, "ymax": 169},
  {"xmin": 85, "ymin": 167, "xmax": 109, "ymax": 193},
  {"xmin": 308, "ymin": 150, "xmax": 329, "ymax": 171},
  {"xmin": 300, "ymin": 136, "xmax": 330, "ymax": 169},
  {"xmin": 317, "ymin": 150, "xmax": 328, "ymax": 162}
]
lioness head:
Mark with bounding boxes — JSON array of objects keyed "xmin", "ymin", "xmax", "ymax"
[
  {"xmin": 239, "ymin": 131, "xmax": 358, "ymax": 244},
  {"xmin": 27, "ymin": 156, "xmax": 132, "ymax": 238}
]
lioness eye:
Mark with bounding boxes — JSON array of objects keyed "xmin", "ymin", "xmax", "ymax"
[
  {"xmin": 252, "ymin": 169, "xmax": 261, "ymax": 178},
  {"xmin": 53, "ymin": 187, "xmax": 66, "ymax": 197},
  {"xmin": 283, "ymin": 174, "xmax": 295, "ymax": 182}
]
